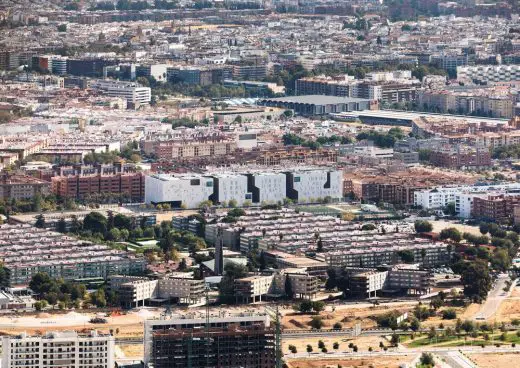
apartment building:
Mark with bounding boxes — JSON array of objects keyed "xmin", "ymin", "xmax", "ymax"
[
  {"xmin": 51, "ymin": 164, "xmax": 145, "ymax": 201},
  {"xmin": 296, "ymin": 72, "xmax": 420, "ymax": 104},
  {"xmin": 322, "ymin": 242, "xmax": 448, "ymax": 269},
  {"xmin": 429, "ymin": 146, "xmax": 491, "ymax": 169},
  {"xmin": 144, "ymin": 313, "xmax": 275, "ymax": 368},
  {"xmin": 109, "ymin": 273, "xmax": 205, "ymax": 308},
  {"xmin": 143, "ymin": 133, "xmax": 237, "ymax": 160},
  {"xmin": 262, "ymin": 250, "xmax": 328, "ymax": 276},
  {"xmin": 235, "ymin": 275, "xmax": 275, "ymax": 303},
  {"xmin": 234, "ymin": 270, "xmax": 319, "ymax": 303},
  {"xmin": 348, "ymin": 270, "xmax": 388, "ymax": 297},
  {"xmin": 0, "ymin": 173, "xmax": 51, "ymax": 201},
  {"xmin": 417, "ymin": 88, "xmax": 514, "ymax": 118},
  {"xmin": 470, "ymin": 194, "xmax": 520, "ymax": 222},
  {"xmin": 414, "ymin": 183, "xmax": 520, "ymax": 216},
  {"xmin": 343, "ymin": 168, "xmax": 474, "ymax": 205},
  {"xmin": 1, "ymin": 330, "xmax": 114, "ymax": 368},
  {"xmin": 231, "ymin": 64, "xmax": 268, "ymax": 80},
  {"xmin": 457, "ymin": 65, "xmax": 520, "ymax": 83},
  {"xmin": 346, "ymin": 265, "xmax": 433, "ymax": 296},
  {"xmin": 90, "ymin": 80, "xmax": 151, "ymax": 108},
  {"xmin": 0, "ymin": 224, "xmax": 146, "ymax": 285}
]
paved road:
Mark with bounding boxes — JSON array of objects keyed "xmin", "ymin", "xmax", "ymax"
[
  {"xmin": 473, "ymin": 273, "xmax": 513, "ymax": 321},
  {"xmin": 438, "ymin": 351, "xmax": 477, "ymax": 368},
  {"xmin": 285, "ymin": 346, "xmax": 520, "ymax": 360}
]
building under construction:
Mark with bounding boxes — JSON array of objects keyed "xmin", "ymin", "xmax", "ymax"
[{"xmin": 145, "ymin": 313, "xmax": 277, "ymax": 368}]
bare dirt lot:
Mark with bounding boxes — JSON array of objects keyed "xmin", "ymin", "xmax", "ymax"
[
  {"xmin": 282, "ymin": 304, "xmax": 417, "ymax": 330},
  {"xmin": 282, "ymin": 336, "xmax": 390, "ymax": 355},
  {"xmin": 285, "ymin": 354, "xmax": 416, "ymax": 368},
  {"xmin": 468, "ymin": 352, "xmax": 520, "ymax": 368}
]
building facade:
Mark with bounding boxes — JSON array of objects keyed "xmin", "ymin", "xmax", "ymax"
[{"xmin": 1, "ymin": 331, "xmax": 114, "ymax": 368}]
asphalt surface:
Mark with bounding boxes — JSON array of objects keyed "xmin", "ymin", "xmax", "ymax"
[{"xmin": 473, "ymin": 273, "xmax": 513, "ymax": 321}]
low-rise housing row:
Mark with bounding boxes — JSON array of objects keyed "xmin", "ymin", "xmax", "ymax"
[{"xmin": 0, "ymin": 224, "xmax": 146, "ymax": 285}]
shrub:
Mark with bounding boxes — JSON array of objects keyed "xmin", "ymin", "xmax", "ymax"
[{"xmin": 442, "ymin": 309, "xmax": 457, "ymax": 320}]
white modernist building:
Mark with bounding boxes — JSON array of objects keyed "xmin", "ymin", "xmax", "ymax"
[
  {"xmin": 247, "ymin": 171, "xmax": 287, "ymax": 204},
  {"xmin": 212, "ymin": 173, "xmax": 250, "ymax": 206},
  {"xmin": 414, "ymin": 183, "xmax": 520, "ymax": 218},
  {"xmin": 145, "ymin": 169, "xmax": 343, "ymax": 208},
  {"xmin": 145, "ymin": 174, "xmax": 214, "ymax": 208},
  {"xmin": 286, "ymin": 169, "xmax": 343, "ymax": 201},
  {"xmin": 90, "ymin": 80, "xmax": 151, "ymax": 106},
  {"xmin": 1, "ymin": 330, "xmax": 114, "ymax": 368}
]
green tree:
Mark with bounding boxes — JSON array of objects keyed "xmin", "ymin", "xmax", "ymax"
[
  {"xmin": 420, "ymin": 352, "xmax": 434, "ymax": 366},
  {"xmin": 83, "ymin": 212, "xmax": 108, "ymax": 234},
  {"xmin": 57, "ymin": 24, "xmax": 67, "ymax": 32},
  {"xmin": 284, "ymin": 276, "xmax": 293, "ymax": 299},
  {"xmin": 312, "ymin": 301, "xmax": 325, "ymax": 313},
  {"xmin": 461, "ymin": 261, "xmax": 492, "ymax": 302},
  {"xmin": 310, "ymin": 316, "xmax": 324, "ymax": 329},
  {"xmin": 35, "ymin": 214, "xmax": 46, "ymax": 228},
  {"xmin": 57, "ymin": 218, "xmax": 67, "ymax": 233},
  {"xmin": 414, "ymin": 220, "xmax": 433, "ymax": 233},
  {"xmin": 440, "ymin": 227, "xmax": 462, "ymax": 243},
  {"xmin": 298, "ymin": 300, "xmax": 313, "ymax": 313}
]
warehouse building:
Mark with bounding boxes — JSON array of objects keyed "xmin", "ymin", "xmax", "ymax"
[{"xmin": 257, "ymin": 95, "xmax": 377, "ymax": 116}]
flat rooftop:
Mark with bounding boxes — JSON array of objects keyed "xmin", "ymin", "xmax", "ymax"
[
  {"xmin": 333, "ymin": 110, "xmax": 508, "ymax": 125},
  {"xmin": 260, "ymin": 95, "xmax": 372, "ymax": 104}
]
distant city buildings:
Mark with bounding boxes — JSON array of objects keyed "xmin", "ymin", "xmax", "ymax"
[
  {"xmin": 296, "ymin": 71, "xmax": 420, "ymax": 105},
  {"xmin": 414, "ymin": 183, "xmax": 520, "ymax": 218}
]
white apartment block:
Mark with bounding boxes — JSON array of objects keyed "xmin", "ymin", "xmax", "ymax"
[
  {"xmin": 91, "ymin": 80, "xmax": 151, "ymax": 106},
  {"xmin": 414, "ymin": 183, "xmax": 520, "ymax": 216},
  {"xmin": 457, "ymin": 65, "xmax": 520, "ymax": 83},
  {"xmin": 1, "ymin": 331, "xmax": 114, "ymax": 368},
  {"xmin": 145, "ymin": 174, "xmax": 214, "ymax": 208}
]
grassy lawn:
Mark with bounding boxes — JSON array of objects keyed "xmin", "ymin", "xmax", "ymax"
[
  {"xmin": 405, "ymin": 332, "xmax": 520, "ymax": 348},
  {"xmin": 407, "ymin": 335, "xmax": 460, "ymax": 348}
]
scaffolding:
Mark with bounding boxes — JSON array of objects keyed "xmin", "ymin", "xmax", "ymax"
[{"xmin": 151, "ymin": 324, "xmax": 276, "ymax": 368}]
